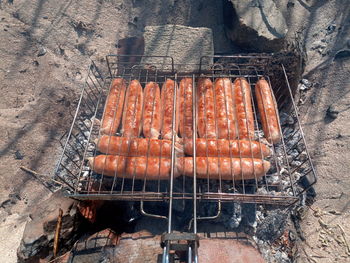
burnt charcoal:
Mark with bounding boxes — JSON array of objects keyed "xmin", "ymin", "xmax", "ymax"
[
  {"xmin": 326, "ymin": 105, "xmax": 339, "ymax": 120},
  {"xmin": 256, "ymin": 209, "xmax": 288, "ymax": 242},
  {"xmin": 241, "ymin": 184, "xmax": 256, "ymax": 227},
  {"xmin": 122, "ymin": 202, "xmax": 141, "ymax": 223},
  {"xmin": 298, "ymin": 176, "xmax": 316, "ymax": 203},
  {"xmin": 242, "ymin": 203, "xmax": 256, "ymax": 227},
  {"xmin": 291, "ymin": 211, "xmax": 305, "ymax": 241},
  {"xmin": 14, "ymin": 150, "xmax": 24, "ymax": 160}
]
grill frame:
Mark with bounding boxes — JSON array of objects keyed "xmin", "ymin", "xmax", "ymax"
[{"xmin": 55, "ymin": 54, "xmax": 317, "ymax": 207}]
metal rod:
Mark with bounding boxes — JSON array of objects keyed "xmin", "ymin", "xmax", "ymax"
[{"xmin": 192, "ymin": 74, "xmax": 198, "ymax": 235}]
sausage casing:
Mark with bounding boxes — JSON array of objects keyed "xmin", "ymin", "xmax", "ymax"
[
  {"xmin": 88, "ymin": 155, "xmax": 177, "ymax": 180},
  {"xmin": 214, "ymin": 78, "xmax": 237, "ymax": 139},
  {"xmin": 178, "ymin": 78, "xmax": 194, "ymax": 139},
  {"xmin": 100, "ymin": 78, "xmax": 126, "ymax": 135},
  {"xmin": 142, "ymin": 82, "xmax": 161, "ymax": 138},
  {"xmin": 177, "ymin": 157, "xmax": 270, "ymax": 180},
  {"xmin": 184, "ymin": 138, "xmax": 271, "ymax": 158},
  {"xmin": 233, "ymin": 78, "xmax": 255, "ymax": 139},
  {"xmin": 95, "ymin": 135, "xmax": 184, "ymax": 157},
  {"xmin": 161, "ymin": 79, "xmax": 179, "ymax": 140},
  {"xmin": 255, "ymin": 78, "xmax": 281, "ymax": 144},
  {"xmin": 197, "ymin": 78, "xmax": 216, "ymax": 138},
  {"xmin": 121, "ymin": 80, "xmax": 143, "ymax": 137}
]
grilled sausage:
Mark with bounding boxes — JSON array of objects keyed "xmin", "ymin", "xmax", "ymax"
[
  {"xmin": 121, "ymin": 80, "xmax": 143, "ymax": 137},
  {"xmin": 95, "ymin": 135, "xmax": 184, "ymax": 157},
  {"xmin": 255, "ymin": 78, "xmax": 281, "ymax": 144},
  {"xmin": 142, "ymin": 82, "xmax": 161, "ymax": 138},
  {"xmin": 178, "ymin": 78, "xmax": 194, "ymax": 139},
  {"xmin": 233, "ymin": 78, "xmax": 255, "ymax": 139},
  {"xmin": 161, "ymin": 79, "xmax": 179, "ymax": 140},
  {"xmin": 197, "ymin": 78, "xmax": 216, "ymax": 138},
  {"xmin": 214, "ymin": 78, "xmax": 237, "ymax": 139},
  {"xmin": 88, "ymin": 155, "xmax": 177, "ymax": 180},
  {"xmin": 100, "ymin": 78, "xmax": 126, "ymax": 135},
  {"xmin": 177, "ymin": 157, "xmax": 270, "ymax": 180},
  {"xmin": 184, "ymin": 138, "xmax": 271, "ymax": 158}
]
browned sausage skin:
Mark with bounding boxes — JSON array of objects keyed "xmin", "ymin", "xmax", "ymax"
[
  {"xmin": 121, "ymin": 80, "xmax": 143, "ymax": 137},
  {"xmin": 197, "ymin": 78, "xmax": 217, "ymax": 138},
  {"xmin": 95, "ymin": 136, "xmax": 184, "ymax": 157},
  {"xmin": 161, "ymin": 79, "xmax": 179, "ymax": 140},
  {"xmin": 178, "ymin": 78, "xmax": 194, "ymax": 139},
  {"xmin": 214, "ymin": 78, "xmax": 237, "ymax": 139},
  {"xmin": 142, "ymin": 82, "xmax": 161, "ymax": 138},
  {"xmin": 88, "ymin": 155, "xmax": 178, "ymax": 180},
  {"xmin": 184, "ymin": 138, "xmax": 271, "ymax": 158},
  {"xmin": 177, "ymin": 157, "xmax": 270, "ymax": 180},
  {"xmin": 233, "ymin": 78, "xmax": 255, "ymax": 140},
  {"xmin": 100, "ymin": 78, "xmax": 126, "ymax": 135},
  {"xmin": 255, "ymin": 78, "xmax": 281, "ymax": 144}
]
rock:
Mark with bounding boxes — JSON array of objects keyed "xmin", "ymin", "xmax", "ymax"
[
  {"xmin": 17, "ymin": 191, "xmax": 80, "ymax": 262},
  {"xmin": 311, "ymin": 40, "xmax": 327, "ymax": 54},
  {"xmin": 63, "ymin": 230, "xmax": 162, "ymax": 263},
  {"xmin": 225, "ymin": 0, "xmax": 288, "ymax": 52},
  {"xmin": 326, "ymin": 23, "xmax": 336, "ymax": 35},
  {"xmin": 37, "ymin": 47, "xmax": 47, "ymax": 57},
  {"xmin": 334, "ymin": 49, "xmax": 350, "ymax": 60},
  {"xmin": 142, "ymin": 25, "xmax": 214, "ymax": 71},
  {"xmin": 14, "ymin": 150, "xmax": 24, "ymax": 160},
  {"xmin": 199, "ymin": 239, "xmax": 266, "ymax": 263},
  {"xmin": 347, "ymin": 39, "xmax": 350, "ymax": 48},
  {"xmin": 301, "ymin": 78, "xmax": 312, "ymax": 88},
  {"xmin": 326, "ymin": 105, "xmax": 339, "ymax": 119}
]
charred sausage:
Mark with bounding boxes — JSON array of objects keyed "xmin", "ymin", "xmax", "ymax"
[
  {"xmin": 255, "ymin": 78, "xmax": 281, "ymax": 144},
  {"xmin": 95, "ymin": 135, "xmax": 184, "ymax": 157},
  {"xmin": 121, "ymin": 80, "xmax": 143, "ymax": 137},
  {"xmin": 88, "ymin": 155, "xmax": 177, "ymax": 180},
  {"xmin": 233, "ymin": 78, "xmax": 255, "ymax": 139},
  {"xmin": 214, "ymin": 78, "xmax": 237, "ymax": 139},
  {"xmin": 100, "ymin": 78, "xmax": 126, "ymax": 135},
  {"xmin": 184, "ymin": 138, "xmax": 271, "ymax": 158},
  {"xmin": 197, "ymin": 78, "xmax": 216, "ymax": 138},
  {"xmin": 161, "ymin": 79, "xmax": 179, "ymax": 140},
  {"xmin": 177, "ymin": 157, "xmax": 270, "ymax": 180},
  {"xmin": 178, "ymin": 78, "xmax": 194, "ymax": 139},
  {"xmin": 142, "ymin": 82, "xmax": 161, "ymax": 138}
]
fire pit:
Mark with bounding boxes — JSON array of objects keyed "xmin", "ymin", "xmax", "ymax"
[{"xmin": 55, "ymin": 54, "xmax": 317, "ymax": 262}]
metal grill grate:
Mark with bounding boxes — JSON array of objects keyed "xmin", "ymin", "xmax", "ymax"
[{"xmin": 55, "ymin": 54, "xmax": 316, "ymax": 207}]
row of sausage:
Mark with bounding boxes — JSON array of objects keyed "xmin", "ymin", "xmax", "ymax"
[
  {"xmin": 88, "ymin": 76, "xmax": 281, "ymax": 181},
  {"xmin": 100, "ymin": 77, "xmax": 281, "ymax": 143}
]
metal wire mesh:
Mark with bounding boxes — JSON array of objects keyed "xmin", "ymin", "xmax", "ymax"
[{"xmin": 55, "ymin": 54, "xmax": 316, "ymax": 206}]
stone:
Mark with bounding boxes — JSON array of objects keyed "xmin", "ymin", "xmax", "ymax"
[
  {"xmin": 142, "ymin": 25, "xmax": 214, "ymax": 71},
  {"xmin": 301, "ymin": 78, "xmax": 312, "ymax": 88},
  {"xmin": 226, "ymin": 0, "xmax": 288, "ymax": 52},
  {"xmin": 326, "ymin": 105, "xmax": 339, "ymax": 119},
  {"xmin": 63, "ymin": 230, "xmax": 161, "ymax": 263},
  {"xmin": 14, "ymin": 150, "xmax": 24, "ymax": 160},
  {"xmin": 17, "ymin": 191, "xmax": 80, "ymax": 262},
  {"xmin": 334, "ymin": 49, "xmax": 350, "ymax": 60},
  {"xmin": 198, "ymin": 239, "xmax": 265, "ymax": 263},
  {"xmin": 37, "ymin": 47, "xmax": 47, "ymax": 57}
]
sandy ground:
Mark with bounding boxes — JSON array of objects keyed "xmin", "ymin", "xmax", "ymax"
[{"xmin": 0, "ymin": 0, "xmax": 349, "ymax": 262}]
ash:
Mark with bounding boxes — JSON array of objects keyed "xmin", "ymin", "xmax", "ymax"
[{"xmin": 56, "ymin": 105, "xmax": 314, "ymax": 262}]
